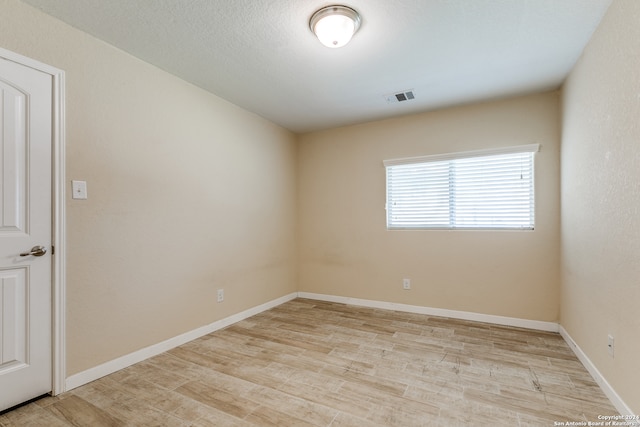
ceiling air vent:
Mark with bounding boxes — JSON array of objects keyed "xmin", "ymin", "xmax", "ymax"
[{"xmin": 385, "ymin": 89, "xmax": 415, "ymax": 103}]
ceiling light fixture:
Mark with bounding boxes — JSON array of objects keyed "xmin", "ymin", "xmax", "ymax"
[{"xmin": 309, "ymin": 5, "xmax": 361, "ymax": 48}]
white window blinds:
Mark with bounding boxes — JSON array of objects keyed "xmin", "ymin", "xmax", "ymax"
[{"xmin": 384, "ymin": 144, "xmax": 539, "ymax": 230}]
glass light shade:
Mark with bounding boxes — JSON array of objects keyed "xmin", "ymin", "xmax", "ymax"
[
  {"xmin": 310, "ymin": 6, "xmax": 361, "ymax": 49},
  {"xmin": 314, "ymin": 14, "xmax": 355, "ymax": 48}
]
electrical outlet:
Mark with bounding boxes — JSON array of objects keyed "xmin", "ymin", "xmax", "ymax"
[
  {"xmin": 217, "ymin": 289, "xmax": 224, "ymax": 303},
  {"xmin": 403, "ymin": 278, "xmax": 411, "ymax": 290},
  {"xmin": 71, "ymin": 180, "xmax": 88, "ymax": 200},
  {"xmin": 607, "ymin": 334, "xmax": 614, "ymax": 357}
]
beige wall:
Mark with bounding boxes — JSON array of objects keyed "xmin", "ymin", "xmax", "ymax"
[
  {"xmin": 299, "ymin": 93, "xmax": 561, "ymax": 321},
  {"xmin": 0, "ymin": 0, "xmax": 298, "ymax": 375},
  {"xmin": 561, "ymin": 0, "xmax": 640, "ymax": 413}
]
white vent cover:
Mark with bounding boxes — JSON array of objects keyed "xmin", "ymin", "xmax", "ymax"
[{"xmin": 385, "ymin": 90, "xmax": 415, "ymax": 103}]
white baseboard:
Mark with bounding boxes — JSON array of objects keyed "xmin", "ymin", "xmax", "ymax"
[
  {"xmin": 65, "ymin": 292, "xmax": 298, "ymax": 391},
  {"xmin": 559, "ymin": 326, "xmax": 637, "ymax": 420},
  {"xmin": 297, "ymin": 292, "xmax": 559, "ymax": 332}
]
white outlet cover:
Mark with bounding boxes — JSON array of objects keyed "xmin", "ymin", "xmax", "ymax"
[{"xmin": 71, "ymin": 180, "xmax": 88, "ymax": 200}]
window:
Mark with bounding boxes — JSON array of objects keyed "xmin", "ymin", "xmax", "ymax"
[{"xmin": 384, "ymin": 144, "xmax": 539, "ymax": 230}]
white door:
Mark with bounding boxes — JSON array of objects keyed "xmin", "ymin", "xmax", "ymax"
[{"xmin": 0, "ymin": 56, "xmax": 53, "ymax": 411}]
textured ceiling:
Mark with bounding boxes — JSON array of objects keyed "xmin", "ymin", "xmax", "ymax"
[{"xmin": 21, "ymin": 0, "xmax": 612, "ymax": 133}]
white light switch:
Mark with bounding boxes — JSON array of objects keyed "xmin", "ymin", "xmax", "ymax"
[{"xmin": 71, "ymin": 180, "xmax": 88, "ymax": 200}]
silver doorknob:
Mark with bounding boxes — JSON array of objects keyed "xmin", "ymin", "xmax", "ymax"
[{"xmin": 20, "ymin": 245, "xmax": 47, "ymax": 257}]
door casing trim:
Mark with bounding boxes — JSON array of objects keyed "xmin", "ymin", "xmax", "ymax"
[{"xmin": 0, "ymin": 46, "xmax": 66, "ymax": 395}]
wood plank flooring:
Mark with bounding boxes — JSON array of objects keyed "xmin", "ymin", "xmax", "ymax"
[{"xmin": 0, "ymin": 298, "xmax": 618, "ymax": 426}]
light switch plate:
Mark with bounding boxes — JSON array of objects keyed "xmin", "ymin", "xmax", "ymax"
[{"xmin": 71, "ymin": 180, "xmax": 88, "ymax": 200}]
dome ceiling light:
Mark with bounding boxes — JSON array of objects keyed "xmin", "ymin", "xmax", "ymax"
[{"xmin": 309, "ymin": 5, "xmax": 361, "ymax": 48}]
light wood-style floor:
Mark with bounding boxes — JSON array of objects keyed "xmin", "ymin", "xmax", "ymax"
[{"xmin": 0, "ymin": 298, "xmax": 617, "ymax": 426}]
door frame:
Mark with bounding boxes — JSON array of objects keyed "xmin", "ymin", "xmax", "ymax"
[{"xmin": 0, "ymin": 47, "xmax": 66, "ymax": 396}]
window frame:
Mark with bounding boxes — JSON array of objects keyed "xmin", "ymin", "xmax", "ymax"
[{"xmin": 384, "ymin": 144, "xmax": 540, "ymax": 231}]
